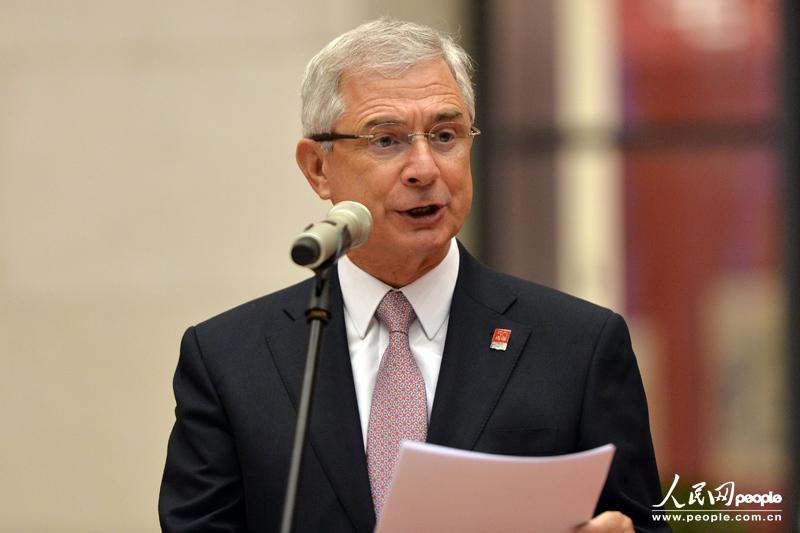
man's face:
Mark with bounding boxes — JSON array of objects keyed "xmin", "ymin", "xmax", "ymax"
[{"xmin": 300, "ymin": 58, "xmax": 474, "ymax": 281}]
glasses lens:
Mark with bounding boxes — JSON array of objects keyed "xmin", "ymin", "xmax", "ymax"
[
  {"xmin": 366, "ymin": 123, "xmax": 407, "ymax": 158},
  {"xmin": 429, "ymin": 122, "xmax": 471, "ymax": 153},
  {"xmin": 364, "ymin": 121, "xmax": 475, "ymax": 159}
]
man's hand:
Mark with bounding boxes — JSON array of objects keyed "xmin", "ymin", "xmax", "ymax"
[{"xmin": 575, "ymin": 511, "xmax": 634, "ymax": 533}]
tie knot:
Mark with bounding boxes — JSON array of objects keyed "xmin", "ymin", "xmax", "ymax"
[{"xmin": 375, "ymin": 290, "xmax": 416, "ymax": 334}]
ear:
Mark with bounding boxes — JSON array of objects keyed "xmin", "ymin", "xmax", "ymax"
[{"xmin": 296, "ymin": 139, "xmax": 331, "ymax": 200}]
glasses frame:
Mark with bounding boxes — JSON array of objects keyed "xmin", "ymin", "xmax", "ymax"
[{"xmin": 308, "ymin": 122, "xmax": 482, "ymax": 150}]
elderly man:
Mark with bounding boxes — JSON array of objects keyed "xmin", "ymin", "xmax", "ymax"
[{"xmin": 160, "ymin": 18, "xmax": 667, "ymax": 533}]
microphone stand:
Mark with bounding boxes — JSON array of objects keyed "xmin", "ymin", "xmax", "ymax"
[{"xmin": 279, "ymin": 235, "xmax": 343, "ymax": 533}]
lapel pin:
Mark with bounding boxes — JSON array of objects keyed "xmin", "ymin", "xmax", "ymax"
[{"xmin": 490, "ymin": 328, "xmax": 512, "ymax": 351}]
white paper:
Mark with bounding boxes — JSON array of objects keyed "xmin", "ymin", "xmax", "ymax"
[{"xmin": 375, "ymin": 442, "xmax": 615, "ymax": 533}]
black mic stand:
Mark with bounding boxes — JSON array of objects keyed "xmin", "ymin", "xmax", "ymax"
[{"xmin": 279, "ymin": 235, "xmax": 344, "ymax": 533}]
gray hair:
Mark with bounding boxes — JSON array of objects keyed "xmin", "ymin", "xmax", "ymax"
[{"xmin": 300, "ymin": 18, "xmax": 476, "ymax": 138}]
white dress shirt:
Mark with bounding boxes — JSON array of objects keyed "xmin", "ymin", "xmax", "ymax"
[{"xmin": 337, "ymin": 238, "xmax": 460, "ymax": 449}]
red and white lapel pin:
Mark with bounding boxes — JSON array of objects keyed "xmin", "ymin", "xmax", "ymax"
[{"xmin": 490, "ymin": 328, "xmax": 512, "ymax": 351}]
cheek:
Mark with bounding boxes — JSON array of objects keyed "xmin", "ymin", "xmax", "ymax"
[
  {"xmin": 462, "ymin": 175, "xmax": 473, "ymax": 206},
  {"xmin": 325, "ymin": 153, "xmax": 374, "ymax": 202},
  {"xmin": 327, "ymin": 174, "xmax": 370, "ymax": 205},
  {"xmin": 448, "ymin": 166, "xmax": 473, "ymax": 214}
]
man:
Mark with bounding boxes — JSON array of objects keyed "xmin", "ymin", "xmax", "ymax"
[{"xmin": 160, "ymin": 18, "xmax": 668, "ymax": 532}]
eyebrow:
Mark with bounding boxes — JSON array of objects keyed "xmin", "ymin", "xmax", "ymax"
[
  {"xmin": 363, "ymin": 111, "xmax": 465, "ymax": 129},
  {"xmin": 364, "ymin": 117, "xmax": 403, "ymax": 128},
  {"xmin": 434, "ymin": 111, "xmax": 464, "ymax": 122}
]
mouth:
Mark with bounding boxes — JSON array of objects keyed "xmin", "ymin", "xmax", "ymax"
[{"xmin": 403, "ymin": 204, "xmax": 442, "ymax": 218}]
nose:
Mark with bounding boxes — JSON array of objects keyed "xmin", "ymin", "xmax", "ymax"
[{"xmin": 401, "ymin": 136, "xmax": 440, "ymax": 187}]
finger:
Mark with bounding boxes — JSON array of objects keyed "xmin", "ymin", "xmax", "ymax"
[{"xmin": 575, "ymin": 511, "xmax": 634, "ymax": 532}]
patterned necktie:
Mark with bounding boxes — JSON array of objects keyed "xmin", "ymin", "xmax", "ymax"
[{"xmin": 367, "ymin": 290, "xmax": 428, "ymax": 518}]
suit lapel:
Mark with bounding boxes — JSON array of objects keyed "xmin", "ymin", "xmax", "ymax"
[
  {"xmin": 266, "ymin": 271, "xmax": 375, "ymax": 532},
  {"xmin": 427, "ymin": 246, "xmax": 532, "ymax": 450}
]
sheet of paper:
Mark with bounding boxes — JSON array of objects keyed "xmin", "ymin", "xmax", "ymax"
[{"xmin": 376, "ymin": 442, "xmax": 615, "ymax": 533}]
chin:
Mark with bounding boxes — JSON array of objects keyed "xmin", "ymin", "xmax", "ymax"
[{"xmin": 401, "ymin": 231, "xmax": 453, "ymax": 258}]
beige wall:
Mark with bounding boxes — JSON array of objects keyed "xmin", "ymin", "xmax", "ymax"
[{"xmin": 0, "ymin": 2, "xmax": 469, "ymax": 531}]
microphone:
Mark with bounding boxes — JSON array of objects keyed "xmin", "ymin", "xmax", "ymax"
[{"xmin": 291, "ymin": 201, "xmax": 373, "ymax": 269}]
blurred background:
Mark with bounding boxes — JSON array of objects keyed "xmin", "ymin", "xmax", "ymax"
[{"xmin": 0, "ymin": 0, "xmax": 795, "ymax": 531}]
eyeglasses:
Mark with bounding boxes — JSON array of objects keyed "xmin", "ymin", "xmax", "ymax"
[{"xmin": 308, "ymin": 121, "xmax": 481, "ymax": 159}]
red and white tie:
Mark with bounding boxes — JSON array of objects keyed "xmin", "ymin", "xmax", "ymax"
[{"xmin": 367, "ymin": 290, "xmax": 428, "ymax": 517}]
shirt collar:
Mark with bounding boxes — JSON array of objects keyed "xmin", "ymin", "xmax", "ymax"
[{"xmin": 338, "ymin": 238, "xmax": 460, "ymax": 340}]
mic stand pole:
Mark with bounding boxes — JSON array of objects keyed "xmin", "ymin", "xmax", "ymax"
[{"xmin": 279, "ymin": 260, "xmax": 334, "ymax": 533}]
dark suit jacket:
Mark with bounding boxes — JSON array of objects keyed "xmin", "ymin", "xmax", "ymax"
[{"xmin": 159, "ymin": 244, "xmax": 668, "ymax": 532}]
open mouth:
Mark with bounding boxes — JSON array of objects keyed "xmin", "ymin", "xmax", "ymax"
[{"xmin": 404, "ymin": 205, "xmax": 441, "ymax": 218}]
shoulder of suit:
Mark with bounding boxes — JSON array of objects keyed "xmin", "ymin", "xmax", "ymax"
[
  {"xmin": 191, "ymin": 276, "xmax": 314, "ymax": 341},
  {"xmin": 461, "ymin": 253, "xmax": 617, "ymax": 330}
]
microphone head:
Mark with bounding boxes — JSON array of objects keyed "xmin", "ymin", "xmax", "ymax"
[
  {"xmin": 327, "ymin": 201, "xmax": 373, "ymax": 248},
  {"xmin": 290, "ymin": 201, "xmax": 373, "ymax": 269},
  {"xmin": 290, "ymin": 236, "xmax": 321, "ymax": 266}
]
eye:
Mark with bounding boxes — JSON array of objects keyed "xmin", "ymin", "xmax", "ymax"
[
  {"xmin": 430, "ymin": 123, "xmax": 467, "ymax": 147},
  {"xmin": 432, "ymin": 127, "xmax": 457, "ymax": 144},
  {"xmin": 366, "ymin": 124, "xmax": 406, "ymax": 154},
  {"xmin": 370, "ymin": 132, "xmax": 401, "ymax": 149}
]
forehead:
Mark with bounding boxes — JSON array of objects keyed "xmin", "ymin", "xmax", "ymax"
[{"xmin": 336, "ymin": 58, "xmax": 468, "ymax": 128}]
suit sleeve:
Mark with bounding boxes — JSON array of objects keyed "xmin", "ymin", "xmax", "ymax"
[
  {"xmin": 578, "ymin": 313, "xmax": 671, "ymax": 533},
  {"xmin": 159, "ymin": 326, "xmax": 246, "ymax": 532}
]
